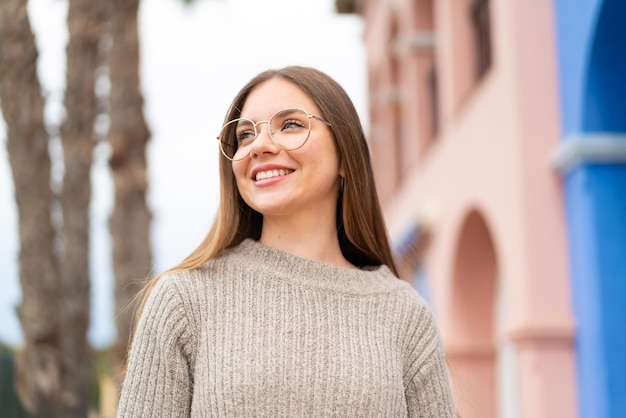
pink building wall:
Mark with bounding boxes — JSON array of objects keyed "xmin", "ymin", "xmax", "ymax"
[{"xmin": 359, "ymin": 1, "xmax": 577, "ymax": 416}]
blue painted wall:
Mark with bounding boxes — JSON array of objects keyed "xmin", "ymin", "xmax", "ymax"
[
  {"xmin": 553, "ymin": 1, "xmax": 600, "ymax": 134},
  {"xmin": 582, "ymin": 1, "xmax": 626, "ymax": 132},
  {"xmin": 553, "ymin": 0, "xmax": 626, "ymax": 416}
]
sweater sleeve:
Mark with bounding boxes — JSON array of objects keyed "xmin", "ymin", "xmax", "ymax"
[
  {"xmin": 403, "ymin": 296, "xmax": 456, "ymax": 417},
  {"xmin": 117, "ymin": 275, "xmax": 195, "ymax": 418}
]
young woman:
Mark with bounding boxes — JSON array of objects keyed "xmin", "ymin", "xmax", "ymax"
[{"xmin": 117, "ymin": 66, "xmax": 456, "ymax": 417}]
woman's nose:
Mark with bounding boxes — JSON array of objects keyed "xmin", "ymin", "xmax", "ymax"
[{"xmin": 250, "ymin": 123, "xmax": 280, "ymax": 157}]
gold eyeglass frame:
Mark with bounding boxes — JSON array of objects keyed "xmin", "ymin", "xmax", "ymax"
[{"xmin": 216, "ymin": 108, "xmax": 331, "ymax": 161}]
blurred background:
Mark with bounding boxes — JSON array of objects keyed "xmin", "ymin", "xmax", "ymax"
[{"xmin": 1, "ymin": 0, "xmax": 625, "ymax": 417}]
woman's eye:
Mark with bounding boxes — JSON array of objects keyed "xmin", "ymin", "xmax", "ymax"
[
  {"xmin": 281, "ymin": 119, "xmax": 306, "ymax": 131},
  {"xmin": 236, "ymin": 130, "xmax": 256, "ymax": 144}
]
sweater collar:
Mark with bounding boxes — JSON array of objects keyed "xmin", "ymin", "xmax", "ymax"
[{"xmin": 224, "ymin": 239, "xmax": 403, "ymax": 296}]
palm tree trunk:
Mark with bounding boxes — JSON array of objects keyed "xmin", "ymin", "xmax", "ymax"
[
  {"xmin": 0, "ymin": 0, "xmax": 62, "ymax": 416},
  {"xmin": 58, "ymin": 0, "xmax": 105, "ymax": 415},
  {"xmin": 107, "ymin": 0, "xmax": 153, "ymax": 381}
]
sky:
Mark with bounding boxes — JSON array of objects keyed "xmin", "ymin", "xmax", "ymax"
[{"xmin": 0, "ymin": 0, "xmax": 368, "ymax": 348}]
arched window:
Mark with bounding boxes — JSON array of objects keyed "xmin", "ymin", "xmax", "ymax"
[
  {"xmin": 428, "ymin": 65, "xmax": 439, "ymax": 138},
  {"xmin": 471, "ymin": 0, "xmax": 492, "ymax": 80}
]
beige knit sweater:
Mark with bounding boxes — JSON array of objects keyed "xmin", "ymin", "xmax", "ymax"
[{"xmin": 117, "ymin": 239, "xmax": 456, "ymax": 417}]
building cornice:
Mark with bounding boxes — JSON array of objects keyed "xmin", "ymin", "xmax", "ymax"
[
  {"xmin": 393, "ymin": 31, "xmax": 436, "ymax": 57},
  {"xmin": 550, "ymin": 133, "xmax": 626, "ymax": 175}
]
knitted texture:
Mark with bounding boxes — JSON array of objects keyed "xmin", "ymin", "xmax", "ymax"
[{"xmin": 117, "ymin": 239, "xmax": 456, "ymax": 417}]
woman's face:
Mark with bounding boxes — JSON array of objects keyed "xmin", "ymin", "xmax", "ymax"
[{"xmin": 231, "ymin": 78, "xmax": 342, "ymax": 222}]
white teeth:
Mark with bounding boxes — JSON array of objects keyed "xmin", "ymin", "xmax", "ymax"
[{"xmin": 255, "ymin": 169, "xmax": 293, "ymax": 181}]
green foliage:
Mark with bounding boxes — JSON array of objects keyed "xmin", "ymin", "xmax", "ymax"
[
  {"xmin": 0, "ymin": 340, "xmax": 17, "ymax": 354},
  {"xmin": 0, "ymin": 350, "xmax": 30, "ymax": 418},
  {"xmin": 90, "ymin": 346, "xmax": 116, "ymax": 410}
]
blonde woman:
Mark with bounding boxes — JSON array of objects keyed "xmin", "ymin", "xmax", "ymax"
[{"xmin": 117, "ymin": 66, "xmax": 456, "ymax": 417}]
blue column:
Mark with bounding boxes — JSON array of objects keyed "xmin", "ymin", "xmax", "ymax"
[{"xmin": 563, "ymin": 161, "xmax": 626, "ymax": 417}]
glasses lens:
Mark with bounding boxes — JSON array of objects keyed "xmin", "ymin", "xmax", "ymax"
[
  {"xmin": 269, "ymin": 109, "xmax": 311, "ymax": 151},
  {"xmin": 219, "ymin": 118, "xmax": 255, "ymax": 161}
]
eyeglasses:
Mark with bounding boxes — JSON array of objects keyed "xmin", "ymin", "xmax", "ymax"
[{"xmin": 217, "ymin": 108, "xmax": 331, "ymax": 161}]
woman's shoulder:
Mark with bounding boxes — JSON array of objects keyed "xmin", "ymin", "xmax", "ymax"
[
  {"xmin": 155, "ymin": 262, "xmax": 223, "ymax": 299},
  {"xmin": 383, "ymin": 277, "xmax": 434, "ymax": 317}
]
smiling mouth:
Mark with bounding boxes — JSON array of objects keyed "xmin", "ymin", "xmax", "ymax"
[{"xmin": 255, "ymin": 169, "xmax": 294, "ymax": 181}]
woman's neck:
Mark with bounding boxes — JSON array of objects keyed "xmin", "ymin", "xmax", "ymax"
[{"xmin": 259, "ymin": 215, "xmax": 355, "ymax": 270}]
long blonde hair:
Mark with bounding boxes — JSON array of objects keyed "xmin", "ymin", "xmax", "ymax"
[{"xmin": 135, "ymin": 66, "xmax": 398, "ymax": 315}]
